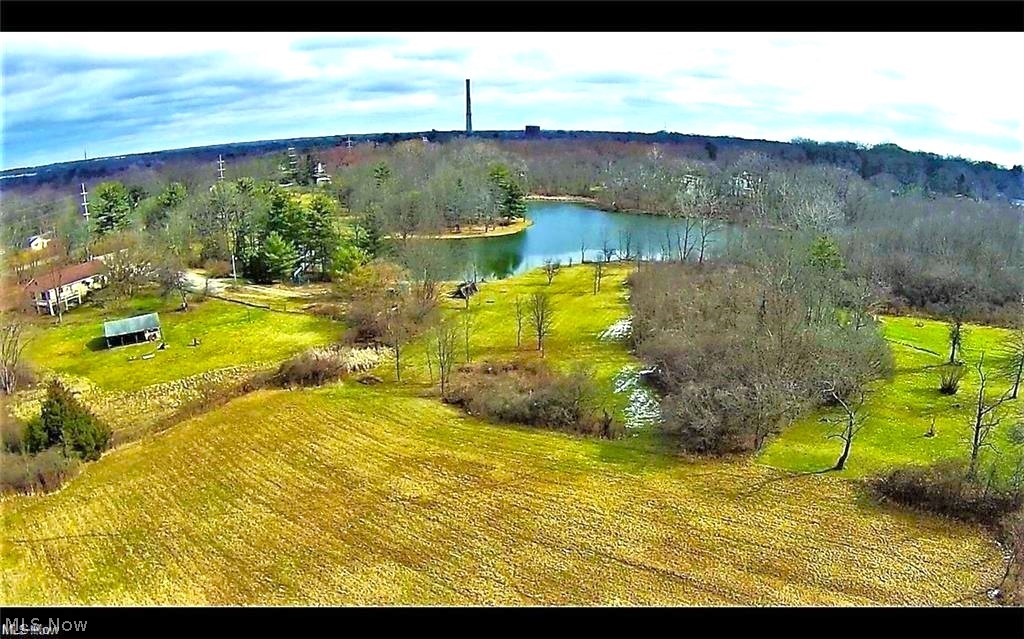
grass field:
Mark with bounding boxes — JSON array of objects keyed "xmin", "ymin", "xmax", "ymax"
[
  {"xmin": 0, "ymin": 264, "xmax": 1012, "ymax": 605},
  {"xmin": 388, "ymin": 264, "xmax": 638, "ymax": 415},
  {"xmin": 24, "ymin": 294, "xmax": 341, "ymax": 392},
  {"xmin": 761, "ymin": 315, "xmax": 1022, "ymax": 478},
  {"xmin": 0, "ymin": 384, "xmax": 1002, "ymax": 605}
]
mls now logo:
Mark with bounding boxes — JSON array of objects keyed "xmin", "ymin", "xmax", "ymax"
[{"xmin": 1, "ymin": 618, "xmax": 88, "ymax": 635}]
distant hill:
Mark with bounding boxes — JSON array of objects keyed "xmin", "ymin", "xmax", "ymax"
[{"xmin": 3, "ymin": 129, "xmax": 1022, "ymax": 200}]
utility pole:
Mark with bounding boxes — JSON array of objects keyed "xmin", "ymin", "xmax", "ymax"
[
  {"xmin": 80, "ymin": 183, "xmax": 93, "ymax": 260},
  {"xmin": 217, "ymin": 154, "xmax": 226, "ymax": 181},
  {"xmin": 287, "ymin": 146, "xmax": 298, "ymax": 183},
  {"xmin": 345, "ymin": 137, "xmax": 353, "ymax": 149},
  {"xmin": 79, "ymin": 183, "xmax": 90, "ymax": 221}
]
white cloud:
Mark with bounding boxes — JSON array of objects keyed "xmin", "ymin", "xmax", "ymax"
[{"xmin": 2, "ymin": 32, "xmax": 1022, "ymax": 168}]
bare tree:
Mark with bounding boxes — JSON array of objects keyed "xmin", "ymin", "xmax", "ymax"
[
  {"xmin": 514, "ymin": 295, "xmax": 525, "ymax": 348},
  {"xmin": 0, "ymin": 318, "xmax": 30, "ymax": 394},
  {"xmin": 1001, "ymin": 300, "xmax": 1024, "ymax": 399},
  {"xmin": 968, "ymin": 353, "xmax": 1014, "ymax": 480},
  {"xmin": 543, "ymin": 258, "xmax": 560, "ymax": 285},
  {"xmin": 697, "ymin": 217, "xmax": 722, "ymax": 264},
  {"xmin": 579, "ymin": 237, "xmax": 587, "ymax": 264},
  {"xmin": 618, "ymin": 229, "xmax": 634, "ymax": 260},
  {"xmin": 431, "ymin": 319, "xmax": 460, "ymax": 397},
  {"xmin": 947, "ymin": 317, "xmax": 966, "ymax": 365},
  {"xmin": 462, "ymin": 307, "xmax": 475, "ymax": 363},
  {"xmin": 600, "ymin": 231, "xmax": 616, "ymax": 263},
  {"xmin": 593, "ymin": 260, "xmax": 604, "ymax": 294},
  {"xmin": 824, "ymin": 384, "xmax": 867, "ymax": 471},
  {"xmin": 528, "ymin": 291, "xmax": 554, "ymax": 354}
]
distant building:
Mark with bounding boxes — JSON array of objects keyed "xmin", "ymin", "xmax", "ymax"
[
  {"xmin": 24, "ymin": 234, "xmax": 51, "ymax": 251},
  {"xmin": 25, "ymin": 259, "xmax": 107, "ymax": 316},
  {"xmin": 525, "ymin": 125, "xmax": 541, "ymax": 138},
  {"xmin": 314, "ymin": 162, "xmax": 332, "ymax": 186},
  {"xmin": 731, "ymin": 171, "xmax": 761, "ymax": 198},
  {"xmin": 103, "ymin": 312, "xmax": 161, "ymax": 349}
]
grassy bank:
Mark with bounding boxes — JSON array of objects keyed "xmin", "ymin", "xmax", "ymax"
[{"xmin": 761, "ymin": 315, "xmax": 1020, "ymax": 478}]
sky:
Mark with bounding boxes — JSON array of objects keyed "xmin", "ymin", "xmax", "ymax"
[{"xmin": 2, "ymin": 32, "xmax": 1022, "ymax": 170}]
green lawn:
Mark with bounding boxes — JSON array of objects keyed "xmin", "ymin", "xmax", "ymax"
[
  {"xmin": 26, "ymin": 294, "xmax": 341, "ymax": 392},
  {"xmin": 385, "ymin": 264, "xmax": 638, "ymax": 415},
  {"xmin": 760, "ymin": 315, "xmax": 1022, "ymax": 478}
]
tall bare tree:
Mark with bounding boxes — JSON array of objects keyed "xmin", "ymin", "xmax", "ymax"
[
  {"xmin": 431, "ymin": 319, "xmax": 460, "ymax": 397},
  {"xmin": 593, "ymin": 260, "xmax": 604, "ymax": 294},
  {"xmin": 514, "ymin": 295, "xmax": 525, "ymax": 348},
  {"xmin": 968, "ymin": 353, "xmax": 1014, "ymax": 480},
  {"xmin": 824, "ymin": 384, "xmax": 867, "ymax": 471},
  {"xmin": 1001, "ymin": 299, "xmax": 1024, "ymax": 399},
  {"xmin": 697, "ymin": 217, "xmax": 722, "ymax": 264},
  {"xmin": 528, "ymin": 291, "xmax": 554, "ymax": 354},
  {"xmin": 0, "ymin": 317, "xmax": 30, "ymax": 395}
]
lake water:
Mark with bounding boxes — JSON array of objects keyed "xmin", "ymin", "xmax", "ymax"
[{"xmin": 453, "ymin": 201, "xmax": 739, "ymax": 279}]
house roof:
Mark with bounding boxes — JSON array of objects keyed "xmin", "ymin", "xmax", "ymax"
[
  {"xmin": 24, "ymin": 260, "xmax": 106, "ymax": 294},
  {"xmin": 103, "ymin": 313, "xmax": 161, "ymax": 339}
]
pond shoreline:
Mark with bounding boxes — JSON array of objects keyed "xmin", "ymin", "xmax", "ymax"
[{"xmin": 390, "ymin": 217, "xmax": 533, "ymax": 241}]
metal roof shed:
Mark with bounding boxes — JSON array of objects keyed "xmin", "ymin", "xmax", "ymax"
[{"xmin": 103, "ymin": 312, "xmax": 162, "ymax": 348}]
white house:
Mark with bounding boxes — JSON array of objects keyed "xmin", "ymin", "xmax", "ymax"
[
  {"xmin": 25, "ymin": 259, "xmax": 108, "ymax": 316},
  {"xmin": 24, "ymin": 234, "xmax": 52, "ymax": 251}
]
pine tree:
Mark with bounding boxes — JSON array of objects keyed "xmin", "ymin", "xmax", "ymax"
[
  {"xmin": 262, "ymin": 231, "xmax": 298, "ymax": 282},
  {"xmin": 305, "ymin": 193, "xmax": 340, "ymax": 279},
  {"xmin": 38, "ymin": 379, "xmax": 110, "ymax": 460},
  {"xmin": 92, "ymin": 181, "xmax": 132, "ymax": 236}
]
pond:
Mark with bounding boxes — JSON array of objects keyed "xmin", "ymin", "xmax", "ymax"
[{"xmin": 450, "ymin": 201, "xmax": 741, "ymax": 280}]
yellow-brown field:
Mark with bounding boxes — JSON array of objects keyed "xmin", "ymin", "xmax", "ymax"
[{"xmin": 0, "ymin": 384, "xmax": 1003, "ymax": 605}]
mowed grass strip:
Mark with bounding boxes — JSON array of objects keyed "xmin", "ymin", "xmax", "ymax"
[
  {"xmin": 0, "ymin": 383, "xmax": 1002, "ymax": 605},
  {"xmin": 761, "ymin": 315, "xmax": 1020, "ymax": 477},
  {"xmin": 25, "ymin": 295, "xmax": 341, "ymax": 392}
]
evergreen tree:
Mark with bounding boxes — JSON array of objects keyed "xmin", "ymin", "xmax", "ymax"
[
  {"xmin": 38, "ymin": 379, "xmax": 110, "ymax": 460},
  {"xmin": 92, "ymin": 181, "xmax": 132, "ymax": 236},
  {"xmin": 488, "ymin": 165, "xmax": 527, "ymax": 222},
  {"xmin": 305, "ymin": 192, "xmax": 341, "ymax": 279},
  {"xmin": 262, "ymin": 231, "xmax": 298, "ymax": 282},
  {"xmin": 266, "ymin": 189, "xmax": 307, "ymax": 247}
]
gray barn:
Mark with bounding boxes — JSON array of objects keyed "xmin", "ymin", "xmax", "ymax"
[{"xmin": 103, "ymin": 313, "xmax": 162, "ymax": 348}]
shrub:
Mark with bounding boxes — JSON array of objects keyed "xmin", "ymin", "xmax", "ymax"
[
  {"xmin": 0, "ymin": 448, "xmax": 80, "ymax": 495},
  {"xmin": 308, "ymin": 303, "xmax": 347, "ymax": 321},
  {"xmin": 938, "ymin": 365, "xmax": 965, "ymax": 395},
  {"xmin": 203, "ymin": 258, "xmax": 232, "ymax": 278},
  {"xmin": 274, "ymin": 346, "xmax": 384, "ymax": 387},
  {"xmin": 869, "ymin": 461, "xmax": 1023, "ymax": 525},
  {"xmin": 445, "ymin": 360, "xmax": 620, "ymax": 438}
]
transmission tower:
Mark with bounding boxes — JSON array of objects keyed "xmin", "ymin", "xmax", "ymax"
[
  {"xmin": 217, "ymin": 154, "xmax": 226, "ymax": 181},
  {"xmin": 79, "ymin": 183, "xmax": 90, "ymax": 220}
]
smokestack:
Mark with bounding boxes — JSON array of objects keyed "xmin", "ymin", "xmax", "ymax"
[{"xmin": 465, "ymin": 78, "xmax": 472, "ymax": 135}]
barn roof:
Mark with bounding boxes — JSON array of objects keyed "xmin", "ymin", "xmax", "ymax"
[{"xmin": 103, "ymin": 313, "xmax": 161, "ymax": 338}]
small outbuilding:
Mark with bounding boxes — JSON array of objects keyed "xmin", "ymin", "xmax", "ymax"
[
  {"xmin": 103, "ymin": 312, "xmax": 162, "ymax": 349},
  {"xmin": 449, "ymin": 281, "xmax": 479, "ymax": 300}
]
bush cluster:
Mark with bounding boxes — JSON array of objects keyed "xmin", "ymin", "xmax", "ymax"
[
  {"xmin": 274, "ymin": 345, "xmax": 383, "ymax": 388},
  {"xmin": 631, "ymin": 262, "xmax": 892, "ymax": 454},
  {"xmin": 869, "ymin": 461, "xmax": 1023, "ymax": 526},
  {"xmin": 1, "ymin": 448, "xmax": 80, "ymax": 495},
  {"xmin": 445, "ymin": 360, "xmax": 620, "ymax": 438}
]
